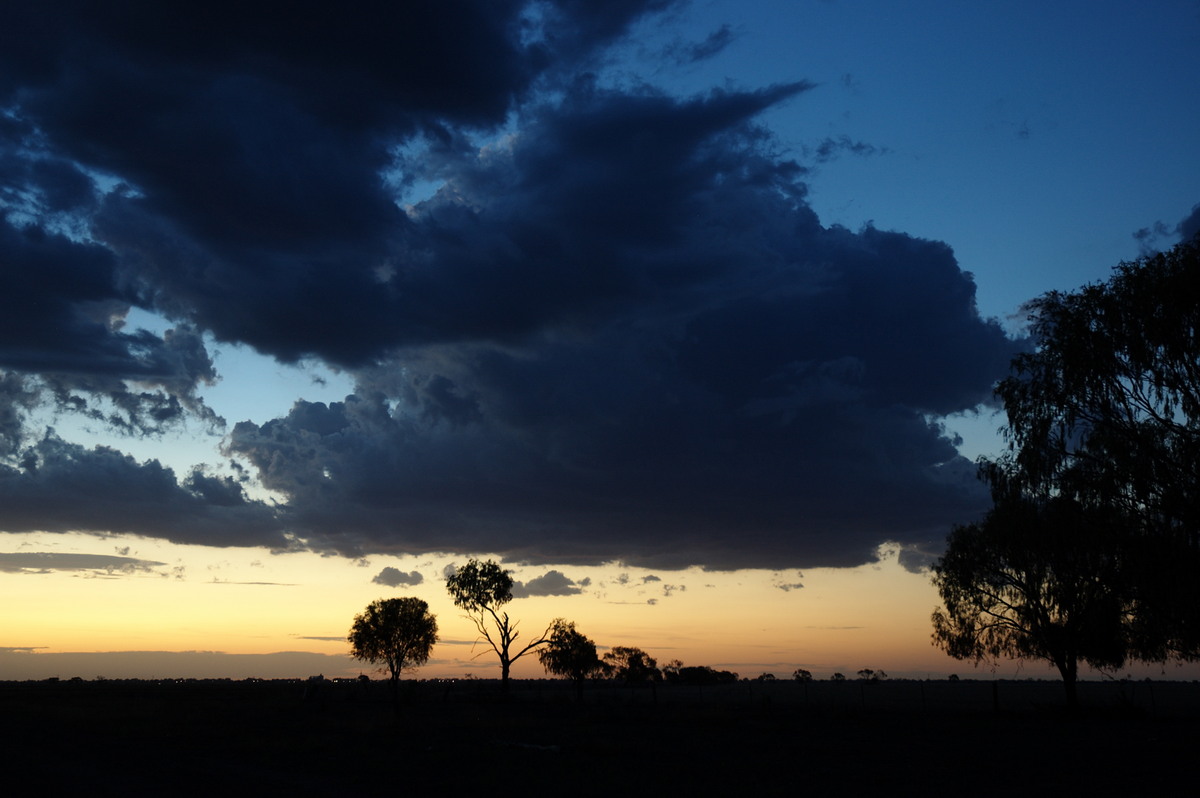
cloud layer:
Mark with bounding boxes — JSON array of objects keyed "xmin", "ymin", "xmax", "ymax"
[{"xmin": 2, "ymin": 1, "xmax": 1026, "ymax": 569}]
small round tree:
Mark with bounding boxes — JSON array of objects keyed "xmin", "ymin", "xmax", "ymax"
[
  {"xmin": 538, "ymin": 618, "xmax": 601, "ymax": 700},
  {"xmin": 349, "ymin": 597, "xmax": 438, "ymax": 707}
]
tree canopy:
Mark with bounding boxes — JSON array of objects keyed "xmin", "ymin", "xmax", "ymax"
[
  {"xmin": 601, "ymin": 646, "xmax": 661, "ymax": 683},
  {"xmin": 445, "ymin": 558, "xmax": 548, "ymax": 689},
  {"xmin": 348, "ymin": 597, "xmax": 438, "ymax": 685},
  {"xmin": 537, "ymin": 618, "xmax": 601, "ymax": 698},
  {"xmin": 995, "ymin": 236, "xmax": 1200, "ymax": 659},
  {"xmin": 932, "ymin": 236, "xmax": 1200, "ymax": 705},
  {"xmin": 932, "ymin": 494, "xmax": 1129, "ymax": 708}
]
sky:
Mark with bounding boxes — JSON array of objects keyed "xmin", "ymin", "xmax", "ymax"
[{"xmin": 2, "ymin": 0, "xmax": 1199, "ymax": 683}]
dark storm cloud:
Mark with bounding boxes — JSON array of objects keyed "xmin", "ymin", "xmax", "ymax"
[
  {"xmin": 225, "ymin": 82, "xmax": 1016, "ymax": 568},
  {"xmin": 1, "ymin": 0, "xmax": 679, "ymax": 368},
  {"xmin": 2, "ymin": 1, "xmax": 1021, "ymax": 569},
  {"xmin": 1, "ymin": 79, "xmax": 223, "ymax": 436},
  {"xmin": 0, "ymin": 433, "xmax": 285, "ymax": 548}
]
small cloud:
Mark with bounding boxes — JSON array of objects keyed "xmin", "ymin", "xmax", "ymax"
[
  {"xmin": 211, "ymin": 580, "xmax": 296, "ymax": 586},
  {"xmin": 642, "ymin": 574, "xmax": 661, "ymax": 583},
  {"xmin": 897, "ymin": 544, "xmax": 939, "ymax": 574},
  {"xmin": 665, "ymin": 23, "xmax": 738, "ymax": 65},
  {"xmin": 511, "ymin": 570, "xmax": 583, "ymax": 597},
  {"xmin": 372, "ymin": 566, "xmax": 424, "ymax": 587},
  {"xmin": 293, "ymin": 635, "xmax": 344, "ymax": 642},
  {"xmin": 647, "ymin": 598, "xmax": 658, "ymax": 605},
  {"xmin": 810, "ymin": 135, "xmax": 889, "ymax": 163},
  {"xmin": 774, "ymin": 582, "xmax": 804, "ymax": 592},
  {"xmin": 1137, "ymin": 201, "xmax": 1200, "ymax": 254}
]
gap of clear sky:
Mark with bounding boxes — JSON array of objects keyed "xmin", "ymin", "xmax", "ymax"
[{"xmin": 2, "ymin": 1, "xmax": 1199, "ymax": 682}]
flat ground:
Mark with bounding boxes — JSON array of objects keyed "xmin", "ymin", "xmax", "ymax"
[{"xmin": 4, "ymin": 678, "xmax": 1197, "ymax": 796}]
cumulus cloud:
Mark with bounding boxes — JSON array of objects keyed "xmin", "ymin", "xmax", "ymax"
[
  {"xmin": 512, "ymin": 570, "xmax": 585, "ymax": 597},
  {"xmin": 0, "ymin": 1, "xmax": 1023, "ymax": 570},
  {"xmin": 371, "ymin": 567, "xmax": 424, "ymax": 588},
  {"xmin": 0, "ymin": 433, "xmax": 286, "ymax": 548}
]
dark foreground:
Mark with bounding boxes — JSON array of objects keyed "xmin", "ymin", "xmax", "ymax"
[{"xmin": 4, "ymin": 678, "xmax": 1198, "ymax": 796}]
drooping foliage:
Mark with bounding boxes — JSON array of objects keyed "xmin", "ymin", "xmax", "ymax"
[
  {"xmin": 932, "ymin": 236, "xmax": 1200, "ymax": 706},
  {"xmin": 932, "ymin": 494, "xmax": 1129, "ymax": 707},
  {"xmin": 994, "ymin": 236, "xmax": 1200, "ymax": 659}
]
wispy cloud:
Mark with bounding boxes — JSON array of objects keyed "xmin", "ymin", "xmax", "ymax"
[{"xmin": 0, "ymin": 552, "xmax": 165, "ymax": 575}]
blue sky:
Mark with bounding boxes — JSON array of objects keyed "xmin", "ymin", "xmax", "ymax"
[{"xmin": 1, "ymin": 0, "xmax": 1198, "ymax": 679}]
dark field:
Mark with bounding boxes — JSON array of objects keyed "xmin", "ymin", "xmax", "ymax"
[{"xmin": 5, "ymin": 678, "xmax": 1199, "ymax": 796}]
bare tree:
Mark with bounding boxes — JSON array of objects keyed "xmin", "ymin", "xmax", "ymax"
[{"xmin": 445, "ymin": 558, "xmax": 548, "ymax": 690}]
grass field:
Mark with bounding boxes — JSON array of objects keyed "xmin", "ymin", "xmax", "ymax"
[{"xmin": 5, "ymin": 678, "xmax": 1198, "ymax": 795}]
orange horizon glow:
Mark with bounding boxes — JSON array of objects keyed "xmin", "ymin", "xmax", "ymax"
[{"xmin": 7, "ymin": 531, "xmax": 1199, "ymax": 684}]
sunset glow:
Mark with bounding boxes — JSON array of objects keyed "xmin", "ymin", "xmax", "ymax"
[{"xmin": 3, "ymin": 1, "xmax": 1199, "ymax": 687}]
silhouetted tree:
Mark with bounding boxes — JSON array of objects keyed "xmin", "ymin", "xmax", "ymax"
[
  {"xmin": 856, "ymin": 668, "xmax": 886, "ymax": 682},
  {"xmin": 445, "ymin": 558, "xmax": 548, "ymax": 691},
  {"xmin": 933, "ymin": 237, "xmax": 1200, "ymax": 708},
  {"xmin": 537, "ymin": 618, "xmax": 601, "ymax": 700},
  {"xmin": 792, "ymin": 668, "xmax": 813, "ymax": 681},
  {"xmin": 601, "ymin": 646, "xmax": 661, "ymax": 684},
  {"xmin": 667, "ymin": 664, "xmax": 738, "ymax": 685},
  {"xmin": 830, "ymin": 672, "xmax": 845, "ymax": 681},
  {"xmin": 348, "ymin": 597, "xmax": 438, "ymax": 708},
  {"xmin": 932, "ymin": 494, "xmax": 1129, "ymax": 709},
  {"xmin": 993, "ymin": 236, "xmax": 1200, "ymax": 660}
]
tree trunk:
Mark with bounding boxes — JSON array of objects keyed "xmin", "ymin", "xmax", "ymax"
[
  {"xmin": 500, "ymin": 659, "xmax": 511, "ymax": 692},
  {"xmin": 1057, "ymin": 658, "xmax": 1079, "ymax": 712}
]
